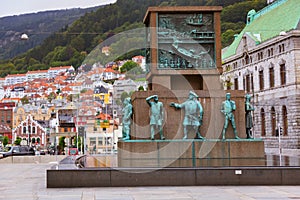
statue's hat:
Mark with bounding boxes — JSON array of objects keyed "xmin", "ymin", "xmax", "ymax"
[{"xmin": 189, "ymin": 91, "xmax": 198, "ymax": 98}]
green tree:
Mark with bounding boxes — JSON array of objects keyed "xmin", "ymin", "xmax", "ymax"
[
  {"xmin": 14, "ymin": 137, "xmax": 22, "ymax": 145},
  {"xmin": 222, "ymin": 29, "xmax": 237, "ymax": 48},
  {"xmin": 21, "ymin": 96, "xmax": 29, "ymax": 105},
  {"xmin": 138, "ymin": 86, "xmax": 144, "ymax": 91},
  {"xmin": 120, "ymin": 61, "xmax": 139, "ymax": 73},
  {"xmin": 47, "ymin": 92, "xmax": 56, "ymax": 103},
  {"xmin": 3, "ymin": 136, "xmax": 9, "ymax": 146},
  {"xmin": 120, "ymin": 91, "xmax": 130, "ymax": 103},
  {"xmin": 59, "ymin": 136, "xmax": 66, "ymax": 154},
  {"xmin": 74, "ymin": 136, "xmax": 82, "ymax": 149},
  {"xmin": 67, "ymin": 94, "xmax": 73, "ymax": 102},
  {"xmin": 80, "ymin": 88, "xmax": 88, "ymax": 93}
]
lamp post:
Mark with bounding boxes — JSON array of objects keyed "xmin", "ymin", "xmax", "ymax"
[
  {"xmin": 27, "ymin": 127, "xmax": 30, "ymax": 146},
  {"xmin": 278, "ymin": 122, "xmax": 282, "ymax": 166}
]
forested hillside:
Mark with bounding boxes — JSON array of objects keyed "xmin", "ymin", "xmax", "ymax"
[
  {"xmin": 0, "ymin": 6, "xmax": 102, "ymax": 60},
  {"xmin": 0, "ymin": 0, "xmax": 267, "ymax": 77}
]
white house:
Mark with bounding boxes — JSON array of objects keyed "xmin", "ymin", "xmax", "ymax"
[
  {"xmin": 26, "ymin": 70, "xmax": 49, "ymax": 81},
  {"xmin": 5, "ymin": 74, "xmax": 27, "ymax": 85}
]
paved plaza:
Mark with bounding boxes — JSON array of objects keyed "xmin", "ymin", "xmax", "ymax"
[{"xmin": 0, "ymin": 162, "xmax": 300, "ymax": 200}]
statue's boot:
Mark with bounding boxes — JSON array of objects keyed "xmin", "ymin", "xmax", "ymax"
[
  {"xmin": 246, "ymin": 129, "xmax": 252, "ymax": 139},
  {"xmin": 123, "ymin": 134, "xmax": 130, "ymax": 140},
  {"xmin": 246, "ymin": 132, "xmax": 250, "ymax": 139},
  {"xmin": 234, "ymin": 130, "xmax": 240, "ymax": 139},
  {"xmin": 196, "ymin": 132, "xmax": 204, "ymax": 140},
  {"xmin": 160, "ymin": 132, "xmax": 165, "ymax": 140},
  {"xmin": 183, "ymin": 133, "xmax": 187, "ymax": 139},
  {"xmin": 222, "ymin": 130, "xmax": 226, "ymax": 140},
  {"xmin": 151, "ymin": 133, "xmax": 154, "ymax": 140}
]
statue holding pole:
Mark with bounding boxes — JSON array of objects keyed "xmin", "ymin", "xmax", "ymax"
[
  {"xmin": 245, "ymin": 94, "xmax": 254, "ymax": 139},
  {"xmin": 122, "ymin": 97, "xmax": 132, "ymax": 140}
]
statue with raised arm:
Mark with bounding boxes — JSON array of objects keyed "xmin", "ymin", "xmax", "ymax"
[
  {"xmin": 122, "ymin": 97, "xmax": 132, "ymax": 140},
  {"xmin": 170, "ymin": 91, "xmax": 204, "ymax": 139},
  {"xmin": 245, "ymin": 94, "xmax": 254, "ymax": 139},
  {"xmin": 146, "ymin": 95, "xmax": 165, "ymax": 140},
  {"xmin": 221, "ymin": 93, "xmax": 239, "ymax": 140}
]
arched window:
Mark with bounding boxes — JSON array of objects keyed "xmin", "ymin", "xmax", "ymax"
[
  {"xmin": 245, "ymin": 54, "xmax": 250, "ymax": 65},
  {"xmin": 279, "ymin": 59, "xmax": 286, "ymax": 85},
  {"xmin": 271, "ymin": 107, "xmax": 276, "ymax": 136},
  {"xmin": 271, "ymin": 48, "xmax": 273, "ymax": 56},
  {"xmin": 261, "ymin": 108, "xmax": 266, "ymax": 136},
  {"xmin": 282, "ymin": 106, "xmax": 288, "ymax": 136},
  {"xmin": 234, "ymin": 77, "xmax": 239, "ymax": 90},
  {"xmin": 259, "ymin": 69, "xmax": 264, "ymax": 90},
  {"xmin": 279, "ymin": 45, "xmax": 282, "ymax": 53}
]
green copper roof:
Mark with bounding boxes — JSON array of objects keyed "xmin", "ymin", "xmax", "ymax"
[{"xmin": 222, "ymin": 0, "xmax": 300, "ymax": 60}]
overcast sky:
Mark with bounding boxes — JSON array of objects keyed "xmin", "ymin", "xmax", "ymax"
[{"xmin": 0, "ymin": 0, "xmax": 116, "ymax": 18}]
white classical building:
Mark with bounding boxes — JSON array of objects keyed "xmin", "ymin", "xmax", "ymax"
[
  {"xmin": 26, "ymin": 70, "xmax": 49, "ymax": 81},
  {"xmin": 221, "ymin": 0, "xmax": 300, "ymax": 153}
]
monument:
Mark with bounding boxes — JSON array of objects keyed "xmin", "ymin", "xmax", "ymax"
[{"xmin": 118, "ymin": 6, "xmax": 264, "ymax": 168}]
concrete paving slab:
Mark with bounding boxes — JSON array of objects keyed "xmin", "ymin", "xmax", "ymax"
[{"xmin": 1, "ymin": 163, "xmax": 300, "ymax": 200}]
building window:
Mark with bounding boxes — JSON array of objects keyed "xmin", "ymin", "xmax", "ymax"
[
  {"xmin": 98, "ymin": 137, "xmax": 103, "ymax": 146},
  {"xmin": 280, "ymin": 64, "xmax": 286, "ymax": 85},
  {"xmin": 90, "ymin": 137, "xmax": 96, "ymax": 146},
  {"xmin": 279, "ymin": 45, "xmax": 282, "ymax": 53},
  {"xmin": 271, "ymin": 48, "xmax": 273, "ymax": 56},
  {"xmin": 233, "ymin": 62, "xmax": 237, "ymax": 69},
  {"xmin": 269, "ymin": 67, "xmax": 274, "ymax": 88},
  {"xmin": 259, "ymin": 70, "xmax": 264, "ymax": 90},
  {"xmin": 251, "ymin": 74, "xmax": 254, "ymax": 92},
  {"xmin": 268, "ymin": 48, "xmax": 274, "ymax": 57},
  {"xmin": 246, "ymin": 74, "xmax": 250, "ymax": 92},
  {"xmin": 234, "ymin": 78, "xmax": 239, "ymax": 90},
  {"xmin": 282, "ymin": 106, "xmax": 288, "ymax": 136},
  {"xmin": 245, "ymin": 54, "xmax": 250, "ymax": 65},
  {"xmin": 261, "ymin": 108, "xmax": 266, "ymax": 136},
  {"xmin": 271, "ymin": 107, "xmax": 276, "ymax": 136}
]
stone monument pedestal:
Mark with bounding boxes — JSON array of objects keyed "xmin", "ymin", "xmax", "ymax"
[{"xmin": 118, "ymin": 139, "xmax": 265, "ymax": 167}]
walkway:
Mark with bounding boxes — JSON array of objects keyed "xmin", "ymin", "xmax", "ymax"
[{"xmin": 0, "ymin": 163, "xmax": 300, "ymax": 200}]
